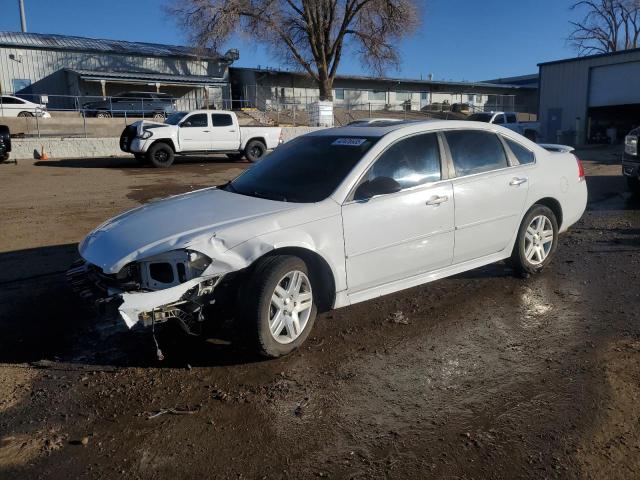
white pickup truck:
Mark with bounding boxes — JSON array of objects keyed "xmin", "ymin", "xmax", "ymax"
[
  {"xmin": 120, "ymin": 110, "xmax": 282, "ymax": 167},
  {"xmin": 468, "ymin": 111, "xmax": 540, "ymax": 141}
]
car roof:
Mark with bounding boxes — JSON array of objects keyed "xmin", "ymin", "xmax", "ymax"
[{"xmin": 308, "ymin": 120, "xmax": 437, "ymax": 138}]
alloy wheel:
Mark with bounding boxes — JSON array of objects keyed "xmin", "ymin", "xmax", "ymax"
[
  {"xmin": 269, "ymin": 270, "xmax": 313, "ymax": 344},
  {"xmin": 524, "ymin": 215, "xmax": 554, "ymax": 265}
]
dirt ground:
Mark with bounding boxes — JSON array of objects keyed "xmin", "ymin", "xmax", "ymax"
[{"xmin": 0, "ymin": 148, "xmax": 639, "ymax": 479}]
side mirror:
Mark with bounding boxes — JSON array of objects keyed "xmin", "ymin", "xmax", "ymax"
[{"xmin": 354, "ymin": 176, "xmax": 402, "ymax": 200}]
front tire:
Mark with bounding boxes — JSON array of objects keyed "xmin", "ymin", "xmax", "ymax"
[
  {"xmin": 243, "ymin": 255, "xmax": 317, "ymax": 358},
  {"xmin": 511, "ymin": 205, "xmax": 558, "ymax": 277},
  {"xmin": 627, "ymin": 177, "xmax": 640, "ymax": 197},
  {"xmin": 152, "ymin": 112, "xmax": 165, "ymax": 121},
  {"xmin": 96, "ymin": 111, "xmax": 112, "ymax": 118},
  {"xmin": 17, "ymin": 111, "xmax": 33, "ymax": 117},
  {"xmin": 146, "ymin": 143, "xmax": 175, "ymax": 168},
  {"xmin": 244, "ymin": 140, "xmax": 266, "ymax": 163}
]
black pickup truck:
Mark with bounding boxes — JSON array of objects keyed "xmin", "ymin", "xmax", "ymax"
[
  {"xmin": 0, "ymin": 125, "xmax": 10, "ymax": 163},
  {"xmin": 623, "ymin": 127, "xmax": 640, "ymax": 196}
]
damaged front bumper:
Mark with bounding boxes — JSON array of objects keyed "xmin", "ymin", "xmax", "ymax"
[{"xmin": 67, "ymin": 260, "xmax": 222, "ymax": 331}]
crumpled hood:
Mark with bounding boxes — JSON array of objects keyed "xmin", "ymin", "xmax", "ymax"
[{"xmin": 79, "ymin": 187, "xmax": 296, "ymax": 273}]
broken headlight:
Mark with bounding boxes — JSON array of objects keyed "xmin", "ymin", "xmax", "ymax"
[{"xmin": 137, "ymin": 250, "xmax": 212, "ymax": 290}]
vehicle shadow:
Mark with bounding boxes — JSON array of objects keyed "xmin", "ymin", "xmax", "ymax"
[
  {"xmin": 0, "ymin": 244, "xmax": 263, "ymax": 369},
  {"xmin": 34, "ymin": 155, "xmax": 245, "ymax": 169},
  {"xmin": 586, "ymin": 174, "xmax": 640, "ymax": 211}
]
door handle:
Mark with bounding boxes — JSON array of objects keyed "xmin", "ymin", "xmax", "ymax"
[
  {"xmin": 228, "ymin": 130, "xmax": 236, "ymax": 132},
  {"xmin": 426, "ymin": 195, "xmax": 449, "ymax": 206},
  {"xmin": 509, "ymin": 177, "xmax": 527, "ymax": 186},
  {"xmin": 203, "ymin": 130, "xmax": 211, "ymax": 132}
]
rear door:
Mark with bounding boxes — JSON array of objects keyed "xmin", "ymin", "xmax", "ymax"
[
  {"xmin": 342, "ymin": 132, "xmax": 454, "ymax": 294},
  {"xmin": 178, "ymin": 113, "xmax": 211, "ymax": 151},
  {"xmin": 210, "ymin": 113, "xmax": 239, "ymax": 150},
  {"xmin": 443, "ymin": 129, "xmax": 529, "ymax": 264}
]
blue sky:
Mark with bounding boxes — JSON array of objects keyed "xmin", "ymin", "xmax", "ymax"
[{"xmin": 0, "ymin": 0, "xmax": 582, "ymax": 81}]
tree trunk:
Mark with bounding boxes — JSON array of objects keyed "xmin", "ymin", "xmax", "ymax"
[{"xmin": 318, "ymin": 76, "xmax": 334, "ymax": 102}]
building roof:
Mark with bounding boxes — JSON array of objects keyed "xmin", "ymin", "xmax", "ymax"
[
  {"xmin": 538, "ymin": 47, "xmax": 640, "ymax": 66},
  {"xmin": 66, "ymin": 69, "xmax": 226, "ymax": 86},
  {"xmin": 0, "ymin": 31, "xmax": 223, "ymax": 60},
  {"xmin": 481, "ymin": 74, "xmax": 539, "ymax": 86},
  {"xmin": 231, "ymin": 66, "xmax": 538, "ymax": 90}
]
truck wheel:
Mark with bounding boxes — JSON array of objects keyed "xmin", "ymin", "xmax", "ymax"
[
  {"xmin": 244, "ymin": 140, "xmax": 266, "ymax": 163},
  {"xmin": 226, "ymin": 153, "xmax": 245, "ymax": 161},
  {"xmin": 146, "ymin": 143, "xmax": 175, "ymax": 168},
  {"xmin": 510, "ymin": 205, "xmax": 558, "ymax": 277},
  {"xmin": 152, "ymin": 112, "xmax": 165, "ymax": 121},
  {"xmin": 96, "ymin": 111, "xmax": 112, "ymax": 118},
  {"xmin": 628, "ymin": 177, "xmax": 640, "ymax": 197},
  {"xmin": 17, "ymin": 111, "xmax": 33, "ymax": 117},
  {"xmin": 243, "ymin": 255, "xmax": 317, "ymax": 358}
]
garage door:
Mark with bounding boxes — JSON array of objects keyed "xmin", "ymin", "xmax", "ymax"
[{"xmin": 589, "ymin": 62, "xmax": 640, "ymax": 107}]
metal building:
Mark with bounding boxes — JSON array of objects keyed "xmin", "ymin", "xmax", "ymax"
[
  {"xmin": 538, "ymin": 48, "xmax": 640, "ymax": 145},
  {"xmin": 0, "ymin": 31, "xmax": 238, "ymax": 111},
  {"xmin": 230, "ymin": 67, "xmax": 539, "ymax": 115}
]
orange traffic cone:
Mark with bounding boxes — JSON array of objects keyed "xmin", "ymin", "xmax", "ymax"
[{"xmin": 40, "ymin": 145, "xmax": 49, "ymax": 160}]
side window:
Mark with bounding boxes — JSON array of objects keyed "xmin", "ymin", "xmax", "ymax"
[
  {"xmin": 182, "ymin": 113, "xmax": 208, "ymax": 128},
  {"xmin": 505, "ymin": 137, "xmax": 535, "ymax": 164},
  {"xmin": 365, "ymin": 133, "xmax": 441, "ymax": 189},
  {"xmin": 445, "ymin": 130, "xmax": 508, "ymax": 177},
  {"xmin": 506, "ymin": 113, "xmax": 517, "ymax": 123},
  {"xmin": 493, "ymin": 114, "xmax": 505, "ymax": 125},
  {"xmin": 211, "ymin": 113, "xmax": 233, "ymax": 127},
  {"xmin": 1, "ymin": 97, "xmax": 19, "ymax": 104}
]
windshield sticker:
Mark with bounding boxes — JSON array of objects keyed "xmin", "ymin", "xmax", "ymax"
[{"xmin": 332, "ymin": 138, "xmax": 367, "ymax": 147}]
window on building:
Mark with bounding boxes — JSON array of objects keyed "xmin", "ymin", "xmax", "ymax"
[
  {"xmin": 364, "ymin": 133, "xmax": 441, "ymax": 189},
  {"xmin": 211, "ymin": 113, "xmax": 233, "ymax": 127},
  {"xmin": 420, "ymin": 92, "xmax": 428, "ymax": 100},
  {"xmin": 467, "ymin": 94, "xmax": 475, "ymax": 103},
  {"xmin": 12, "ymin": 79, "xmax": 31, "ymax": 93},
  {"xmin": 445, "ymin": 130, "xmax": 508, "ymax": 177},
  {"xmin": 396, "ymin": 91, "xmax": 411, "ymax": 102},
  {"xmin": 182, "ymin": 113, "xmax": 209, "ymax": 128},
  {"xmin": 368, "ymin": 90, "xmax": 386, "ymax": 101},
  {"xmin": 505, "ymin": 138, "xmax": 535, "ymax": 164},
  {"xmin": 333, "ymin": 89, "xmax": 345, "ymax": 100}
]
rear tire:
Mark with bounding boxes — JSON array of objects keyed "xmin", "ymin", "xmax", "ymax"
[
  {"xmin": 226, "ymin": 153, "xmax": 245, "ymax": 161},
  {"xmin": 152, "ymin": 112, "xmax": 165, "ymax": 121},
  {"xmin": 242, "ymin": 255, "xmax": 317, "ymax": 358},
  {"xmin": 244, "ymin": 140, "xmax": 266, "ymax": 163},
  {"xmin": 627, "ymin": 177, "xmax": 640, "ymax": 197},
  {"xmin": 146, "ymin": 143, "xmax": 175, "ymax": 168},
  {"xmin": 96, "ymin": 111, "xmax": 112, "ymax": 118},
  {"xmin": 510, "ymin": 205, "xmax": 558, "ymax": 277}
]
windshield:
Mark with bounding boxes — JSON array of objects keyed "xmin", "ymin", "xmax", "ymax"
[
  {"xmin": 468, "ymin": 113, "xmax": 493, "ymax": 122},
  {"xmin": 227, "ymin": 135, "xmax": 379, "ymax": 202},
  {"xmin": 165, "ymin": 112, "xmax": 188, "ymax": 125}
]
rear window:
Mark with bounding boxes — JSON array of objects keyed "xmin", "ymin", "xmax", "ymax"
[
  {"xmin": 468, "ymin": 113, "xmax": 492, "ymax": 123},
  {"xmin": 211, "ymin": 114, "xmax": 233, "ymax": 127},
  {"xmin": 505, "ymin": 138, "xmax": 535, "ymax": 164},
  {"xmin": 445, "ymin": 130, "xmax": 508, "ymax": 177},
  {"xmin": 229, "ymin": 135, "xmax": 378, "ymax": 202}
]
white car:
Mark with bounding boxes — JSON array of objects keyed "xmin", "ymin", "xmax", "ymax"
[
  {"xmin": 119, "ymin": 110, "xmax": 282, "ymax": 167},
  {"xmin": 468, "ymin": 111, "xmax": 539, "ymax": 141},
  {"xmin": 0, "ymin": 95, "xmax": 51, "ymax": 118},
  {"xmin": 69, "ymin": 120, "xmax": 587, "ymax": 358}
]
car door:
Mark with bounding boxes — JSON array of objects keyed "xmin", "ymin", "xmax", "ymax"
[
  {"xmin": 178, "ymin": 113, "xmax": 211, "ymax": 151},
  {"xmin": 342, "ymin": 132, "xmax": 455, "ymax": 294},
  {"xmin": 210, "ymin": 113, "xmax": 239, "ymax": 150},
  {"xmin": 443, "ymin": 129, "xmax": 529, "ymax": 264},
  {"xmin": 0, "ymin": 96, "xmax": 23, "ymax": 117}
]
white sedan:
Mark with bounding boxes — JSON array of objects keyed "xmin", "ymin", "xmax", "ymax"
[
  {"xmin": 69, "ymin": 120, "xmax": 587, "ymax": 358},
  {"xmin": 0, "ymin": 95, "xmax": 51, "ymax": 118}
]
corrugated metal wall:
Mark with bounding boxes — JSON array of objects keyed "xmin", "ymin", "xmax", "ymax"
[
  {"xmin": 539, "ymin": 49, "xmax": 640, "ymax": 143},
  {"xmin": 0, "ymin": 46, "xmax": 229, "ymax": 101}
]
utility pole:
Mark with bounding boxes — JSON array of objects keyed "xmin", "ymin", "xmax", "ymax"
[{"xmin": 19, "ymin": 0, "xmax": 27, "ymax": 32}]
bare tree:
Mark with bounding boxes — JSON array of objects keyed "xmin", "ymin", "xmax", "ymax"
[
  {"xmin": 169, "ymin": 0, "xmax": 420, "ymax": 101},
  {"xmin": 569, "ymin": 0, "xmax": 640, "ymax": 55}
]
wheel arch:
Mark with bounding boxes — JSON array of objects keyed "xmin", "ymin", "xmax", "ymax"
[
  {"xmin": 148, "ymin": 138, "xmax": 176, "ymax": 153},
  {"xmin": 530, "ymin": 197, "xmax": 563, "ymax": 229},
  {"xmin": 244, "ymin": 136, "xmax": 267, "ymax": 148},
  {"xmin": 249, "ymin": 246, "xmax": 336, "ymax": 313}
]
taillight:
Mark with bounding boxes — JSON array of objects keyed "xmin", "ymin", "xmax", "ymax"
[{"xmin": 575, "ymin": 154, "xmax": 585, "ymax": 181}]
